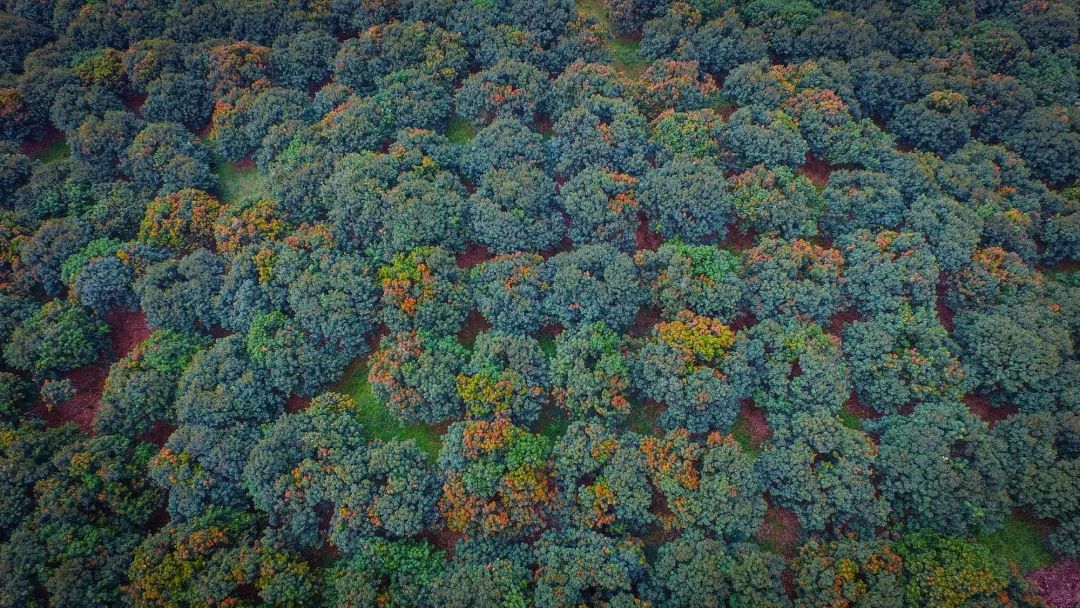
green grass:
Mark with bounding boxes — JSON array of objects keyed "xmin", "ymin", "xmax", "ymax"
[
  {"xmin": 732, "ymin": 414, "xmax": 763, "ymax": 457},
  {"xmin": 538, "ymin": 335, "xmax": 557, "ymax": 359},
  {"xmin": 334, "ymin": 363, "xmax": 443, "ymax": 461},
  {"xmin": 975, "ymin": 515, "xmax": 1052, "ymax": 574},
  {"xmin": 212, "ymin": 158, "xmax": 269, "ymax": 205},
  {"xmin": 838, "ymin": 409, "xmax": 863, "ymax": 431},
  {"xmin": 576, "ymin": 0, "xmax": 648, "ymax": 78},
  {"xmin": 34, "ymin": 138, "xmax": 70, "ymax": 163},
  {"xmin": 446, "ymin": 115, "xmax": 477, "ymax": 144},
  {"xmin": 626, "ymin": 399, "xmax": 662, "ymax": 437},
  {"xmin": 536, "ymin": 405, "xmax": 570, "ymax": 441}
]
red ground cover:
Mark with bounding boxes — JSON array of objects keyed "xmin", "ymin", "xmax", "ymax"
[
  {"xmin": 1029, "ymin": 561, "xmax": 1080, "ymax": 608},
  {"xmin": 634, "ymin": 213, "xmax": 662, "ymax": 251},
  {"xmin": 964, "ymin": 393, "xmax": 1017, "ymax": 428},
  {"xmin": 18, "ymin": 124, "xmax": 64, "ymax": 157},
  {"xmin": 455, "ymin": 242, "xmax": 493, "ymax": 269}
]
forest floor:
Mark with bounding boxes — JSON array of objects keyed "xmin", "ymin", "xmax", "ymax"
[
  {"xmin": 576, "ymin": 0, "xmax": 649, "ymax": 78},
  {"xmin": 212, "ymin": 156, "xmax": 268, "ymax": 205}
]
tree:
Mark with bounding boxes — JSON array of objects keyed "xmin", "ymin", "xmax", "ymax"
[
  {"xmin": 725, "ymin": 165, "xmax": 824, "ymax": 238},
  {"xmin": 552, "ymin": 423, "xmax": 653, "ymax": 534},
  {"xmin": 205, "ymin": 40, "xmax": 272, "ymax": 99},
  {"xmin": 382, "ymin": 168, "xmax": 469, "ymax": 255},
  {"xmin": 378, "ymin": 247, "xmax": 470, "ymax": 335},
  {"xmin": 642, "ymin": 430, "xmax": 766, "ymax": 541},
  {"xmin": 459, "ymin": 118, "xmax": 550, "ymax": 180},
  {"xmin": 72, "ymin": 255, "xmax": 138, "ymax": 314},
  {"xmin": 903, "ymin": 195, "xmax": 982, "ymax": 273},
  {"xmin": 244, "ymin": 393, "xmax": 439, "ymax": 553},
  {"xmin": 639, "ymin": 155, "xmax": 729, "ymax": 243},
  {"xmin": 889, "ymin": 91, "xmax": 975, "ymax": 156},
  {"xmin": 743, "ymin": 236, "xmax": 845, "ymax": 324},
  {"xmin": 333, "ymin": 21, "xmax": 467, "ymax": 93},
  {"xmin": 840, "ymin": 230, "xmax": 939, "ymax": 316},
  {"xmin": 874, "ymin": 401, "xmax": 1010, "ymax": 535},
  {"xmin": 844, "ymin": 306, "xmax": 964, "ymax": 415},
  {"xmin": 820, "ymin": 170, "xmax": 906, "ymax": 238},
  {"xmin": 471, "ymin": 253, "xmax": 549, "ymax": 334},
  {"xmin": 174, "ymin": 334, "xmax": 283, "ymax": 429},
  {"xmin": 551, "ymin": 323, "xmax": 633, "ymax": 424},
  {"xmin": 458, "ymin": 332, "xmax": 549, "ymax": 425},
  {"xmin": 210, "ymin": 86, "xmax": 310, "ymax": 161},
  {"xmin": 532, "ymin": 527, "xmax": 648, "ymax": 608},
  {"xmin": 94, "ymin": 329, "xmax": 209, "ymax": 437},
  {"xmin": 649, "ymin": 108, "xmax": 724, "ymax": 164},
  {"xmin": 894, "ymin": 530, "xmax": 1025, "ymax": 608},
  {"xmin": 136, "ymin": 249, "xmax": 224, "ymax": 333},
  {"xmin": 138, "ymin": 188, "xmax": 224, "ymax": 253},
  {"xmin": 636, "ymin": 60, "xmax": 718, "ymax": 118},
  {"xmin": 323, "ymin": 539, "xmax": 446, "ymax": 607},
  {"xmin": 271, "ymin": 30, "xmax": 339, "ymax": 89},
  {"xmin": 68, "ymin": 110, "xmax": 143, "ymax": 176},
  {"xmin": 559, "ymin": 168, "xmax": 640, "ymax": 251},
  {"xmin": 125, "ymin": 121, "xmax": 216, "ymax": 194},
  {"xmin": 3, "ymin": 300, "xmax": 108, "ymax": 380},
  {"xmin": 470, "ymin": 164, "xmax": 565, "ymax": 254},
  {"xmin": 726, "ymin": 319, "xmax": 850, "ymax": 416},
  {"xmin": 439, "ymin": 417, "xmax": 557, "ymax": 539},
  {"xmin": 552, "ymin": 96, "xmax": 650, "ymax": 177},
  {"xmin": 761, "ymin": 410, "xmax": 886, "ymax": 538},
  {"xmin": 549, "ymin": 61, "xmax": 624, "ymax": 120},
  {"xmin": 722, "ymin": 106, "xmax": 809, "ymax": 169},
  {"xmin": 430, "ymin": 539, "xmax": 530, "ymax": 608},
  {"xmin": 792, "ymin": 537, "xmax": 904, "ymax": 608},
  {"xmin": 455, "ymin": 59, "xmax": 550, "ymax": 125},
  {"xmin": 651, "ymin": 532, "xmax": 792, "ymax": 608},
  {"xmin": 141, "ymin": 73, "xmax": 212, "ymax": 130},
  {"xmin": 543, "ymin": 244, "xmax": 644, "ymax": 331},
  {"xmin": 1003, "ymin": 104, "xmax": 1080, "ymax": 186},
  {"xmin": 954, "ymin": 302, "xmax": 1072, "ymax": 412},
  {"xmin": 635, "ymin": 242, "xmax": 744, "ymax": 322},
  {"xmin": 369, "ymin": 330, "xmax": 468, "ymax": 425},
  {"xmin": 20, "ymin": 217, "xmax": 92, "ymax": 296},
  {"xmin": 633, "ymin": 310, "xmax": 740, "ymax": 433}
]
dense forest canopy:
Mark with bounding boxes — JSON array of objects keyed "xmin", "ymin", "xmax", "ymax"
[{"xmin": 1, "ymin": 0, "xmax": 1079, "ymax": 606}]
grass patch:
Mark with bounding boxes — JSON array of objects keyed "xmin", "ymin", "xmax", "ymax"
[
  {"xmin": 35, "ymin": 139, "xmax": 71, "ymax": 163},
  {"xmin": 975, "ymin": 515, "xmax": 1052, "ymax": 574},
  {"xmin": 838, "ymin": 409, "xmax": 863, "ymax": 431},
  {"xmin": 536, "ymin": 405, "xmax": 570, "ymax": 441},
  {"xmin": 732, "ymin": 421, "xmax": 760, "ymax": 457},
  {"xmin": 335, "ymin": 363, "xmax": 443, "ymax": 460},
  {"xmin": 538, "ymin": 335, "xmax": 557, "ymax": 359},
  {"xmin": 212, "ymin": 159, "xmax": 269, "ymax": 205},
  {"xmin": 576, "ymin": 0, "xmax": 648, "ymax": 79},
  {"xmin": 627, "ymin": 399, "xmax": 662, "ymax": 437},
  {"xmin": 446, "ymin": 115, "xmax": 477, "ymax": 144}
]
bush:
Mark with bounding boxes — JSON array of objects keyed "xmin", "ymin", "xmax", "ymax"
[
  {"xmin": 552, "ymin": 96, "xmax": 650, "ymax": 177},
  {"xmin": 651, "ymin": 531, "xmax": 790, "ymax": 608},
  {"xmin": 889, "ymin": 91, "xmax": 975, "ymax": 156},
  {"xmin": 459, "ymin": 118, "xmax": 549, "ymax": 180},
  {"xmin": 726, "ymin": 165, "xmax": 824, "ymax": 238},
  {"xmin": 369, "ymin": 330, "xmax": 468, "ymax": 425},
  {"xmin": 136, "ymin": 249, "xmax": 224, "ymax": 333},
  {"xmin": 543, "ymin": 244, "xmax": 644, "ymax": 331},
  {"xmin": 820, "ymin": 170, "xmax": 907, "ymax": 237},
  {"xmin": 793, "ymin": 538, "xmax": 903, "ymax": 608},
  {"xmin": 3, "ymin": 300, "xmax": 108, "ymax": 379},
  {"xmin": 722, "ymin": 106, "xmax": 809, "ymax": 169},
  {"xmin": 125, "ymin": 122, "xmax": 216, "ymax": 194},
  {"xmin": 271, "ymin": 31, "xmax": 338, "ymax": 89},
  {"xmin": 138, "ymin": 188, "xmax": 223, "ymax": 253}
]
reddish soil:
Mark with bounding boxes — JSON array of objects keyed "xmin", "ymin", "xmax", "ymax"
[
  {"xmin": 534, "ymin": 112, "xmax": 554, "ymax": 137},
  {"xmin": 36, "ymin": 309, "xmax": 152, "ymax": 433},
  {"xmin": 629, "ymin": 306, "xmax": 662, "ymax": 338},
  {"xmin": 232, "ymin": 156, "xmax": 256, "ymax": 171},
  {"xmin": 19, "ymin": 124, "xmax": 64, "ymax": 157},
  {"xmin": 964, "ymin": 393, "xmax": 1018, "ymax": 428},
  {"xmin": 366, "ymin": 323, "xmax": 389, "ymax": 352},
  {"xmin": 139, "ymin": 420, "xmax": 176, "ymax": 446},
  {"xmin": 842, "ymin": 391, "xmax": 882, "ymax": 421},
  {"xmin": 936, "ymin": 277, "xmax": 955, "ymax": 332},
  {"xmin": 736, "ymin": 399, "xmax": 771, "ymax": 446},
  {"xmin": 729, "ymin": 310, "xmax": 759, "ymax": 332},
  {"xmin": 721, "ymin": 224, "xmax": 757, "ymax": 251},
  {"xmin": 539, "ymin": 323, "xmax": 565, "ymax": 340},
  {"xmin": 756, "ymin": 501, "xmax": 800, "ymax": 558},
  {"xmin": 828, "ymin": 307, "xmax": 862, "ymax": 336},
  {"xmin": 798, "ymin": 152, "xmax": 836, "ymax": 189},
  {"xmin": 425, "ymin": 527, "xmax": 463, "ymax": 558},
  {"xmin": 634, "ymin": 213, "xmax": 663, "ymax": 252},
  {"xmin": 121, "ymin": 92, "xmax": 147, "ymax": 116},
  {"xmin": 457, "ymin": 310, "xmax": 492, "ymax": 346},
  {"xmin": 455, "ymin": 242, "xmax": 493, "ymax": 269},
  {"xmin": 1029, "ymin": 560, "xmax": 1080, "ymax": 608},
  {"xmin": 286, "ymin": 395, "xmax": 312, "ymax": 413}
]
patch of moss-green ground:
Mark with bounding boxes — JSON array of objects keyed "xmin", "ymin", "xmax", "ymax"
[
  {"xmin": 576, "ymin": 0, "xmax": 649, "ymax": 78},
  {"xmin": 34, "ymin": 138, "xmax": 71, "ymax": 163},
  {"xmin": 211, "ymin": 158, "xmax": 269, "ymax": 205},
  {"xmin": 446, "ymin": 115, "xmax": 477, "ymax": 144},
  {"xmin": 975, "ymin": 515, "xmax": 1053, "ymax": 574},
  {"xmin": 335, "ymin": 363, "xmax": 443, "ymax": 461}
]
